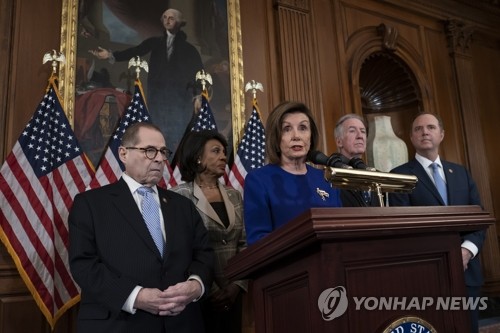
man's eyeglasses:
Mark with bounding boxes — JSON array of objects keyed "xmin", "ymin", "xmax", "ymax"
[{"xmin": 125, "ymin": 147, "xmax": 172, "ymax": 160}]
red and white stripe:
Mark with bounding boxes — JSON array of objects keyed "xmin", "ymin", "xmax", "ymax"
[
  {"xmin": 228, "ymin": 154, "xmax": 247, "ymax": 194},
  {"xmin": 0, "ymin": 141, "xmax": 93, "ymax": 328}
]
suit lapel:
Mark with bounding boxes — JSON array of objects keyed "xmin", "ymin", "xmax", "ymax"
[
  {"xmin": 193, "ymin": 183, "xmax": 224, "ymax": 226},
  {"xmin": 111, "ymin": 179, "xmax": 164, "ymax": 260},
  {"xmin": 442, "ymin": 161, "xmax": 456, "ymax": 205},
  {"xmin": 409, "ymin": 159, "xmax": 445, "ymax": 205},
  {"xmin": 158, "ymin": 187, "xmax": 174, "ymax": 261},
  {"xmin": 220, "ymin": 186, "xmax": 236, "ymax": 231}
]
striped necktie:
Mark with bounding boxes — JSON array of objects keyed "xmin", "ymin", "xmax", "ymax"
[{"xmin": 137, "ymin": 186, "xmax": 164, "ymax": 256}]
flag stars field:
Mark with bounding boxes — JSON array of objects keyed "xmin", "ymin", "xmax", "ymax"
[
  {"xmin": 228, "ymin": 100, "xmax": 266, "ymax": 194},
  {"xmin": 88, "ymin": 79, "xmax": 173, "ymax": 189}
]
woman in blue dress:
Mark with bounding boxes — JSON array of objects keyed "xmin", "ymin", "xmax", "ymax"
[{"xmin": 244, "ymin": 101, "xmax": 342, "ymax": 245}]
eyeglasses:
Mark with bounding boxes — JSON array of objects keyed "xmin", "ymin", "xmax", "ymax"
[{"xmin": 125, "ymin": 147, "xmax": 172, "ymax": 160}]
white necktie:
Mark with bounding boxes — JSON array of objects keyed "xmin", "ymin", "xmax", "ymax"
[
  {"xmin": 137, "ymin": 186, "xmax": 164, "ymax": 256},
  {"xmin": 430, "ymin": 163, "xmax": 448, "ymax": 205},
  {"xmin": 167, "ymin": 35, "xmax": 174, "ymax": 59}
]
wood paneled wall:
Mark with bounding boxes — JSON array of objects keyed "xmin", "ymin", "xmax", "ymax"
[
  {"xmin": 274, "ymin": 1, "xmax": 322, "ymax": 123},
  {"xmin": 0, "ymin": 1, "xmax": 76, "ymax": 332},
  {"xmin": 0, "ymin": 0, "xmax": 499, "ymax": 331}
]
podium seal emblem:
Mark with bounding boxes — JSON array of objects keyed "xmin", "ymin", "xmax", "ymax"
[{"xmin": 381, "ymin": 316, "xmax": 437, "ymax": 333}]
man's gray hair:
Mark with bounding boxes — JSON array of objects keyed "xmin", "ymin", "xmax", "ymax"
[{"xmin": 334, "ymin": 113, "xmax": 366, "ymax": 140}]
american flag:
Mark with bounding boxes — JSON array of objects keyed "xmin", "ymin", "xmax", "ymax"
[
  {"xmin": 190, "ymin": 91, "xmax": 218, "ymax": 132},
  {"xmin": 228, "ymin": 99, "xmax": 266, "ymax": 194},
  {"xmin": 0, "ymin": 76, "xmax": 94, "ymax": 328},
  {"xmin": 88, "ymin": 79, "xmax": 173, "ymax": 189},
  {"xmin": 170, "ymin": 91, "xmax": 219, "ymax": 187}
]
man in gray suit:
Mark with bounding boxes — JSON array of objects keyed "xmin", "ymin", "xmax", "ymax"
[
  {"xmin": 69, "ymin": 122, "xmax": 213, "ymax": 333},
  {"xmin": 389, "ymin": 112, "xmax": 485, "ymax": 333}
]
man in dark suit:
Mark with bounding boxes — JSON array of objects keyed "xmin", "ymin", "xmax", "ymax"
[
  {"xmin": 90, "ymin": 8, "xmax": 204, "ymax": 156},
  {"xmin": 389, "ymin": 112, "xmax": 485, "ymax": 333},
  {"xmin": 69, "ymin": 122, "xmax": 213, "ymax": 333},
  {"xmin": 334, "ymin": 114, "xmax": 380, "ymax": 207}
]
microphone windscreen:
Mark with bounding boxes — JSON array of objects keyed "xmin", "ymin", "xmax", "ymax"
[
  {"xmin": 349, "ymin": 157, "xmax": 377, "ymax": 171},
  {"xmin": 349, "ymin": 157, "xmax": 366, "ymax": 169},
  {"xmin": 338, "ymin": 154, "xmax": 351, "ymax": 165},
  {"xmin": 327, "ymin": 153, "xmax": 353, "ymax": 169},
  {"xmin": 308, "ymin": 150, "xmax": 330, "ymax": 166}
]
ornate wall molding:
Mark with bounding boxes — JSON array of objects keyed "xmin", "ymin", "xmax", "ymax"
[
  {"xmin": 274, "ymin": 0, "xmax": 310, "ymax": 12},
  {"xmin": 377, "ymin": 24, "xmax": 399, "ymax": 52},
  {"xmin": 445, "ymin": 19, "xmax": 475, "ymax": 55}
]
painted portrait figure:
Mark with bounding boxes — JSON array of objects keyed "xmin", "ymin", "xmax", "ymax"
[{"xmin": 75, "ymin": 0, "xmax": 232, "ymax": 165}]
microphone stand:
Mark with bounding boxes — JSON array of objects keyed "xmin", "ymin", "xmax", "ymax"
[{"xmin": 373, "ymin": 183, "xmax": 385, "ymax": 207}]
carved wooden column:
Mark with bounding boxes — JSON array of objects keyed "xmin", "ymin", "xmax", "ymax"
[
  {"xmin": 274, "ymin": 0, "xmax": 321, "ymax": 118},
  {"xmin": 445, "ymin": 19, "xmax": 500, "ymax": 294},
  {"xmin": 0, "ymin": 0, "xmax": 15, "ymax": 161}
]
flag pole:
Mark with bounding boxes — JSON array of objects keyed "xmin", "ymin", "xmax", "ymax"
[
  {"xmin": 227, "ymin": 80, "xmax": 266, "ymax": 193},
  {"xmin": 244, "ymin": 80, "xmax": 265, "ymax": 120},
  {"xmin": 196, "ymin": 69, "xmax": 213, "ymax": 96},
  {"xmin": 42, "ymin": 49, "xmax": 66, "ymax": 110},
  {"xmin": 128, "ymin": 56, "xmax": 149, "ymax": 107}
]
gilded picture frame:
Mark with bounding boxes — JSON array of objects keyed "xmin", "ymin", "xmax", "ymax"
[{"xmin": 59, "ymin": 0, "xmax": 244, "ymax": 166}]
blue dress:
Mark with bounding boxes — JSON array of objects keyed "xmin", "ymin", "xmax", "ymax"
[{"xmin": 244, "ymin": 164, "xmax": 342, "ymax": 245}]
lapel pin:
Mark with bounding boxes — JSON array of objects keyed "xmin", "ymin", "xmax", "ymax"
[
  {"xmin": 162, "ymin": 197, "xmax": 167, "ymax": 203},
  {"xmin": 316, "ymin": 188, "xmax": 329, "ymax": 201},
  {"xmin": 448, "ymin": 169, "xmax": 453, "ymax": 173}
]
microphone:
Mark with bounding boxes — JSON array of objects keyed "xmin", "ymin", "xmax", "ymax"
[
  {"xmin": 309, "ymin": 151, "xmax": 352, "ymax": 169},
  {"xmin": 308, "ymin": 150, "xmax": 330, "ymax": 166},
  {"xmin": 327, "ymin": 153, "xmax": 353, "ymax": 169},
  {"xmin": 348, "ymin": 157, "xmax": 377, "ymax": 171}
]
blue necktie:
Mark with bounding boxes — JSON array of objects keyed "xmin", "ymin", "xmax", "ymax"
[
  {"xmin": 430, "ymin": 163, "xmax": 448, "ymax": 205},
  {"xmin": 362, "ymin": 191, "xmax": 371, "ymax": 205},
  {"xmin": 137, "ymin": 186, "xmax": 164, "ymax": 256}
]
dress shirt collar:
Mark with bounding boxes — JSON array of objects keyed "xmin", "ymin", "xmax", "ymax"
[
  {"xmin": 121, "ymin": 172, "xmax": 158, "ymax": 196},
  {"xmin": 166, "ymin": 30, "xmax": 175, "ymax": 40},
  {"xmin": 415, "ymin": 153, "xmax": 443, "ymax": 170}
]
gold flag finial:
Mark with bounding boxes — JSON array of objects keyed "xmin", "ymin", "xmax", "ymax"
[
  {"xmin": 245, "ymin": 80, "xmax": 264, "ymax": 99},
  {"xmin": 128, "ymin": 56, "xmax": 149, "ymax": 79},
  {"xmin": 196, "ymin": 69, "xmax": 213, "ymax": 92},
  {"xmin": 42, "ymin": 50, "xmax": 65, "ymax": 74}
]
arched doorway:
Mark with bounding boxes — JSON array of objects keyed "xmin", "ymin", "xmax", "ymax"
[{"xmin": 359, "ymin": 52, "xmax": 423, "ymax": 163}]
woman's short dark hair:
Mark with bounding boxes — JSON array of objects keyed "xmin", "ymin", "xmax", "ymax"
[
  {"xmin": 178, "ymin": 130, "xmax": 228, "ymax": 182},
  {"xmin": 265, "ymin": 101, "xmax": 319, "ymax": 164}
]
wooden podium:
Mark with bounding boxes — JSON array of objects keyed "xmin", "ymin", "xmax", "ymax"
[{"xmin": 226, "ymin": 206, "xmax": 493, "ymax": 333}]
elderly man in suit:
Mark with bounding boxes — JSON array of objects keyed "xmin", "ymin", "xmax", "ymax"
[
  {"xmin": 334, "ymin": 113, "xmax": 379, "ymax": 207},
  {"xmin": 69, "ymin": 122, "xmax": 213, "ymax": 333},
  {"xmin": 389, "ymin": 112, "xmax": 485, "ymax": 333}
]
